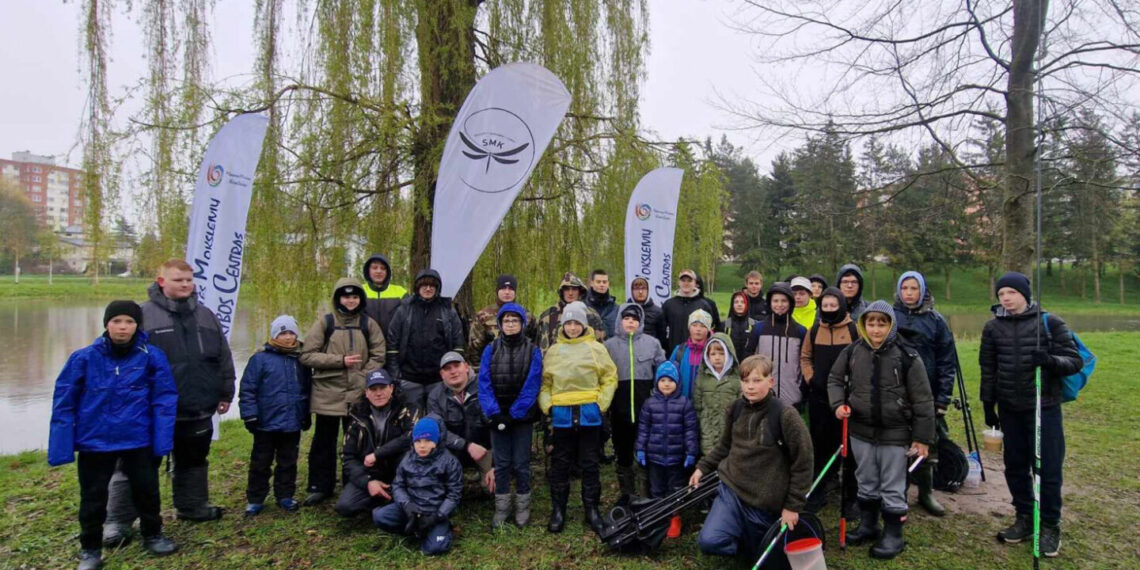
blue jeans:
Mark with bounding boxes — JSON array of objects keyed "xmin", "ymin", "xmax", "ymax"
[
  {"xmin": 490, "ymin": 421, "xmax": 533, "ymax": 494},
  {"xmin": 646, "ymin": 462, "xmax": 684, "ymax": 499},
  {"xmin": 372, "ymin": 503, "xmax": 452, "ymax": 555},
  {"xmin": 698, "ymin": 483, "xmax": 778, "ymax": 558},
  {"xmin": 1001, "ymin": 404, "xmax": 1065, "ymax": 525}
]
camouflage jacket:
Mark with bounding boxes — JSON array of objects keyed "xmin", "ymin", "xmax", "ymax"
[
  {"xmin": 532, "ymin": 303, "xmax": 606, "ymax": 352},
  {"xmin": 467, "ymin": 303, "xmax": 536, "ymax": 369}
]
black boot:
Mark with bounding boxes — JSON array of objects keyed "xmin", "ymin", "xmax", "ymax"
[
  {"xmin": 870, "ymin": 511, "xmax": 906, "ymax": 559},
  {"xmin": 997, "ymin": 513, "xmax": 1034, "ymax": 543},
  {"xmin": 584, "ymin": 502, "xmax": 604, "ymax": 535},
  {"xmin": 174, "ymin": 466, "xmax": 223, "ymax": 521},
  {"xmin": 846, "ymin": 498, "xmax": 882, "ymax": 545},
  {"xmin": 77, "ymin": 549, "xmax": 102, "ymax": 570},
  {"xmin": 615, "ymin": 464, "xmax": 637, "ymax": 507},
  {"xmin": 547, "ymin": 492, "xmax": 567, "ymax": 533}
]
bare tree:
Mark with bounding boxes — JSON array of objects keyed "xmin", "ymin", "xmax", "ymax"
[{"xmin": 726, "ymin": 0, "xmax": 1140, "ymax": 274}]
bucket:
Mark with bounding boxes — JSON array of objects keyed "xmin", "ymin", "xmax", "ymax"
[
  {"xmin": 964, "ymin": 452, "xmax": 983, "ymax": 489},
  {"xmin": 785, "ymin": 526, "xmax": 827, "ymax": 570},
  {"xmin": 983, "ymin": 427, "xmax": 1004, "ymax": 452}
]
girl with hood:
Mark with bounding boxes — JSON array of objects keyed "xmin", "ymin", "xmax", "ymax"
[
  {"xmin": 669, "ymin": 309, "xmax": 713, "ymax": 398},
  {"xmin": 692, "ymin": 333, "xmax": 742, "ymax": 455},
  {"xmin": 748, "ymin": 283, "xmax": 807, "ymax": 408},
  {"xmin": 539, "ymin": 301, "xmax": 618, "ymax": 535},
  {"xmin": 300, "ymin": 278, "xmax": 386, "ymax": 506},
  {"xmin": 722, "ymin": 291, "xmax": 756, "ymax": 357}
]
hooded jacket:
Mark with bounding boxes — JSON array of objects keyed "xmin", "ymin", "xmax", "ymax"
[
  {"xmin": 723, "ymin": 291, "xmax": 757, "ymax": 357},
  {"xmin": 342, "ymin": 394, "xmax": 417, "ymax": 489},
  {"xmin": 661, "ymin": 272, "xmax": 722, "ymax": 354},
  {"xmin": 48, "ymin": 332, "xmax": 179, "ymax": 466},
  {"xmin": 742, "ymin": 288, "xmax": 770, "ymax": 321},
  {"xmin": 826, "ymin": 300, "xmax": 936, "ymax": 447},
  {"xmin": 477, "ymin": 303, "xmax": 544, "ymax": 423},
  {"xmin": 141, "ymin": 282, "xmax": 236, "ymax": 420},
  {"xmin": 385, "ymin": 269, "xmax": 465, "ymax": 384},
  {"xmin": 392, "ymin": 431, "xmax": 464, "ymax": 518},
  {"xmin": 748, "ymin": 283, "xmax": 807, "ymax": 407},
  {"xmin": 586, "ymin": 287, "xmax": 620, "ymax": 338},
  {"xmin": 603, "ymin": 303, "xmax": 667, "ymax": 424},
  {"xmin": 534, "ymin": 272, "xmax": 606, "ymax": 351},
  {"xmin": 362, "ymin": 253, "xmax": 408, "ymax": 340},
  {"xmin": 539, "ymin": 326, "xmax": 618, "ymax": 419},
  {"xmin": 893, "ymin": 271, "xmax": 958, "ymax": 408},
  {"xmin": 635, "ymin": 362, "xmax": 700, "ymax": 466},
  {"xmin": 979, "ymin": 303, "xmax": 1082, "ymax": 412},
  {"xmin": 835, "ymin": 264, "xmax": 869, "ymax": 319},
  {"xmin": 692, "ymin": 333, "xmax": 742, "ymax": 453},
  {"xmin": 800, "ymin": 287, "xmax": 857, "ymax": 398},
  {"xmin": 300, "ymin": 277, "xmax": 386, "ymax": 416},
  {"xmin": 239, "ymin": 342, "xmax": 312, "ymax": 432}
]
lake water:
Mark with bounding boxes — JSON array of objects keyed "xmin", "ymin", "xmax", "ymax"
[{"xmin": 2, "ymin": 300, "xmax": 1138, "ymax": 454}]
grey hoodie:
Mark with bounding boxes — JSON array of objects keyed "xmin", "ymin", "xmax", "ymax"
[{"xmin": 604, "ymin": 303, "xmax": 667, "ymax": 382}]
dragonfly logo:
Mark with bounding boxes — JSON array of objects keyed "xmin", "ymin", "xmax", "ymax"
[{"xmin": 457, "ymin": 107, "xmax": 536, "ymax": 194}]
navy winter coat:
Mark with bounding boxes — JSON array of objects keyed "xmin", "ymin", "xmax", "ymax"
[
  {"xmin": 393, "ymin": 435, "xmax": 464, "ymax": 517},
  {"xmin": 893, "ymin": 291, "xmax": 957, "ymax": 408},
  {"xmin": 635, "ymin": 364, "xmax": 699, "ymax": 466},
  {"xmin": 49, "ymin": 333, "xmax": 179, "ymax": 466},
  {"xmin": 239, "ymin": 344, "xmax": 312, "ymax": 432}
]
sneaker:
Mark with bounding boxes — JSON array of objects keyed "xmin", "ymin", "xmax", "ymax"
[
  {"xmin": 277, "ymin": 498, "xmax": 300, "ymax": 512},
  {"xmin": 1040, "ymin": 523, "xmax": 1061, "ymax": 558},
  {"xmin": 245, "ymin": 503, "xmax": 264, "ymax": 517},
  {"xmin": 303, "ymin": 492, "xmax": 329, "ymax": 507},
  {"xmin": 77, "ymin": 549, "xmax": 103, "ymax": 570},
  {"xmin": 997, "ymin": 514, "xmax": 1033, "ymax": 544},
  {"xmin": 142, "ymin": 534, "xmax": 178, "ymax": 556}
]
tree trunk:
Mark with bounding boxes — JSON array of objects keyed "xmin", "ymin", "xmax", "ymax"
[
  {"xmin": 13, "ymin": 251, "xmax": 20, "ymax": 284},
  {"xmin": 48, "ymin": 253, "xmax": 52, "ymax": 285},
  {"xmin": 1092, "ymin": 233, "xmax": 1101, "ymax": 304},
  {"xmin": 1001, "ymin": 0, "xmax": 1048, "ymax": 275},
  {"xmin": 1120, "ymin": 262, "xmax": 1126, "ymax": 304},
  {"xmin": 945, "ymin": 266, "xmax": 952, "ymax": 301},
  {"xmin": 989, "ymin": 266, "xmax": 997, "ymax": 302},
  {"xmin": 870, "ymin": 262, "xmax": 877, "ymax": 299},
  {"xmin": 1046, "ymin": 257, "xmax": 1052, "ymax": 276},
  {"xmin": 1059, "ymin": 258, "xmax": 1065, "ymax": 293}
]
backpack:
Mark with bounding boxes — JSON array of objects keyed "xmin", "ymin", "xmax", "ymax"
[
  {"xmin": 1041, "ymin": 312, "xmax": 1096, "ymax": 403},
  {"xmin": 728, "ymin": 396, "xmax": 792, "ymax": 459},
  {"xmin": 931, "ymin": 437, "xmax": 968, "ymax": 492},
  {"xmin": 321, "ymin": 312, "xmax": 374, "ymax": 352}
]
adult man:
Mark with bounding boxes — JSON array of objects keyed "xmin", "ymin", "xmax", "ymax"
[
  {"xmin": 627, "ymin": 277, "xmax": 668, "ymax": 348},
  {"xmin": 533, "ymin": 272, "xmax": 606, "ymax": 352},
  {"xmin": 893, "ymin": 271, "xmax": 956, "ymax": 517},
  {"xmin": 468, "ymin": 274, "xmax": 534, "ymax": 370},
  {"xmin": 661, "ymin": 269, "xmax": 721, "ymax": 354},
  {"xmin": 334, "ymin": 370, "xmax": 416, "ymax": 518},
  {"xmin": 386, "ymin": 269, "xmax": 465, "ymax": 413},
  {"xmin": 585, "ymin": 269, "xmax": 619, "ymax": 339},
  {"xmin": 836, "ymin": 264, "xmax": 869, "ymax": 319},
  {"xmin": 742, "ymin": 270, "xmax": 769, "ymax": 321},
  {"xmin": 361, "ymin": 253, "xmax": 407, "ymax": 340},
  {"xmin": 105, "ymin": 259, "xmax": 235, "ymax": 545},
  {"xmin": 427, "ymin": 352, "xmax": 495, "ymax": 493},
  {"xmin": 790, "ymin": 276, "xmax": 818, "ymax": 332}
]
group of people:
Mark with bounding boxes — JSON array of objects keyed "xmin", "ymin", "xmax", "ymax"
[{"xmin": 48, "ymin": 255, "xmax": 1084, "ymax": 568}]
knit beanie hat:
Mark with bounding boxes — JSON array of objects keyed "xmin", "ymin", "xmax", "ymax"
[
  {"xmin": 496, "ymin": 274, "xmax": 518, "ymax": 291},
  {"xmin": 104, "ymin": 300, "xmax": 143, "ymax": 328},
  {"xmin": 688, "ymin": 309, "xmax": 713, "ymax": 330},
  {"xmin": 270, "ymin": 315, "xmax": 300, "ymax": 339},
  {"xmin": 995, "ymin": 271, "xmax": 1032, "ymax": 304},
  {"xmin": 412, "ymin": 417, "xmax": 441, "ymax": 444},
  {"xmin": 560, "ymin": 301, "xmax": 589, "ymax": 326}
]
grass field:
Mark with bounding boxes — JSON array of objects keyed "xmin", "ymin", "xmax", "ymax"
[
  {"xmin": 2, "ymin": 332, "xmax": 1136, "ymax": 569},
  {"xmin": 0, "ymin": 275, "xmax": 152, "ymax": 300}
]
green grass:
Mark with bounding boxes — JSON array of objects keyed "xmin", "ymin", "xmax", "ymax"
[
  {"xmin": 2, "ymin": 333, "xmax": 1137, "ymax": 568},
  {"xmin": 0, "ymin": 275, "xmax": 152, "ymax": 300}
]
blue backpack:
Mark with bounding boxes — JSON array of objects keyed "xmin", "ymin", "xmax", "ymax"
[{"xmin": 1042, "ymin": 312, "xmax": 1096, "ymax": 402}]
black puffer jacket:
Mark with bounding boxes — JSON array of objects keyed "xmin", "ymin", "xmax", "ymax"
[
  {"xmin": 385, "ymin": 269, "xmax": 465, "ymax": 384},
  {"xmin": 979, "ymin": 304, "xmax": 1082, "ymax": 412},
  {"xmin": 342, "ymin": 396, "xmax": 417, "ymax": 488},
  {"xmin": 630, "ymin": 297, "xmax": 668, "ymax": 349}
]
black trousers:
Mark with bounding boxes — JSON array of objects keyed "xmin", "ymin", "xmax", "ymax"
[
  {"xmin": 78, "ymin": 448, "xmax": 162, "ymax": 549},
  {"xmin": 549, "ymin": 425, "xmax": 602, "ymax": 505},
  {"xmin": 1002, "ymin": 404, "xmax": 1065, "ymax": 525},
  {"xmin": 307, "ymin": 414, "xmax": 349, "ymax": 494},
  {"xmin": 247, "ymin": 431, "xmax": 301, "ymax": 503},
  {"xmin": 173, "ymin": 417, "xmax": 213, "ymax": 469}
]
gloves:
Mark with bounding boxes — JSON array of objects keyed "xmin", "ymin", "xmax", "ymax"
[
  {"xmin": 983, "ymin": 401, "xmax": 1000, "ymax": 430},
  {"xmin": 491, "ymin": 413, "xmax": 511, "ymax": 432},
  {"xmin": 684, "ymin": 455, "xmax": 696, "ymax": 469},
  {"xmin": 636, "ymin": 451, "xmax": 646, "ymax": 467},
  {"xmin": 401, "ymin": 501, "xmax": 419, "ymax": 519},
  {"xmin": 1032, "ymin": 350, "xmax": 1049, "ymax": 367},
  {"xmin": 416, "ymin": 513, "xmax": 443, "ymax": 535},
  {"xmin": 243, "ymin": 419, "xmax": 259, "ymax": 434},
  {"xmin": 300, "ymin": 415, "xmax": 312, "ymax": 431}
]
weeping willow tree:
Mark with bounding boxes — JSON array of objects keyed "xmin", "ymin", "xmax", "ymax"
[
  {"xmin": 80, "ymin": 0, "xmax": 114, "ymax": 283},
  {"xmin": 84, "ymin": 0, "xmax": 727, "ymax": 330}
]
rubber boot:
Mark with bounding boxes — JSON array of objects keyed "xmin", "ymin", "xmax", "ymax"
[
  {"xmin": 615, "ymin": 463, "xmax": 637, "ymax": 507},
  {"xmin": 584, "ymin": 502, "xmax": 604, "ymax": 536},
  {"xmin": 846, "ymin": 498, "xmax": 882, "ymax": 545},
  {"xmin": 174, "ymin": 466, "xmax": 223, "ymax": 522},
  {"xmin": 492, "ymin": 494, "xmax": 513, "ymax": 529},
  {"xmin": 514, "ymin": 493, "xmax": 531, "ymax": 527},
  {"xmin": 77, "ymin": 549, "xmax": 102, "ymax": 570},
  {"xmin": 547, "ymin": 491, "xmax": 567, "ymax": 533},
  {"xmin": 916, "ymin": 464, "xmax": 946, "ymax": 517},
  {"xmin": 666, "ymin": 515, "xmax": 682, "ymax": 538},
  {"xmin": 870, "ymin": 511, "xmax": 906, "ymax": 559}
]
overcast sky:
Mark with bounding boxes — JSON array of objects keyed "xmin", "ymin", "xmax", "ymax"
[{"xmin": 0, "ymin": 1, "xmax": 785, "ymax": 178}]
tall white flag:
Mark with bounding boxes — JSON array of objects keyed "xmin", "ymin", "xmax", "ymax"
[
  {"xmin": 624, "ymin": 168, "xmax": 683, "ymax": 308},
  {"xmin": 185, "ymin": 113, "xmax": 269, "ymax": 337},
  {"xmin": 431, "ymin": 63, "xmax": 571, "ymax": 297}
]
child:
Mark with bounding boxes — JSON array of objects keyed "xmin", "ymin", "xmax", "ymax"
[
  {"xmin": 49, "ymin": 300, "xmax": 179, "ymax": 568},
  {"xmin": 299, "ymin": 278, "xmax": 386, "ymax": 506},
  {"xmin": 603, "ymin": 303, "xmax": 666, "ymax": 504},
  {"xmin": 828, "ymin": 301, "xmax": 935, "ymax": 560},
  {"xmin": 790, "ymin": 276, "xmax": 818, "ymax": 332},
  {"xmin": 635, "ymin": 361, "xmax": 699, "ymax": 537},
  {"xmin": 372, "ymin": 417, "xmax": 463, "ymax": 556},
  {"xmin": 749, "ymin": 283, "xmax": 807, "ymax": 408},
  {"xmin": 239, "ymin": 315, "xmax": 312, "ymax": 516},
  {"xmin": 691, "ymin": 354, "xmax": 813, "ymax": 560},
  {"xmin": 692, "ymin": 333, "xmax": 742, "ymax": 456},
  {"xmin": 478, "ymin": 303, "xmax": 544, "ymax": 528},
  {"xmin": 539, "ymin": 301, "xmax": 617, "ymax": 534},
  {"xmin": 722, "ymin": 291, "xmax": 755, "ymax": 357},
  {"xmin": 669, "ymin": 310, "xmax": 712, "ymax": 398}
]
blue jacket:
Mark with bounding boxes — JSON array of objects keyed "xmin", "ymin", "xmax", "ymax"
[
  {"xmin": 393, "ymin": 434, "xmax": 464, "ymax": 518},
  {"xmin": 669, "ymin": 341, "xmax": 704, "ymax": 398},
  {"xmin": 48, "ymin": 333, "xmax": 178, "ymax": 466},
  {"xmin": 893, "ymin": 272, "xmax": 957, "ymax": 408},
  {"xmin": 477, "ymin": 303, "xmax": 543, "ymax": 421},
  {"xmin": 635, "ymin": 363, "xmax": 699, "ymax": 466},
  {"xmin": 239, "ymin": 344, "xmax": 312, "ymax": 432}
]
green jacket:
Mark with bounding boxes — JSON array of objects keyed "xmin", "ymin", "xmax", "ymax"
[
  {"xmin": 300, "ymin": 278, "xmax": 386, "ymax": 416},
  {"xmin": 691, "ymin": 333, "xmax": 741, "ymax": 453}
]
